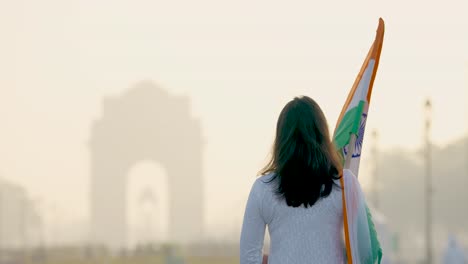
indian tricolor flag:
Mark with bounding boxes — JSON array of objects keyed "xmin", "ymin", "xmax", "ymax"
[{"xmin": 333, "ymin": 18, "xmax": 385, "ymax": 264}]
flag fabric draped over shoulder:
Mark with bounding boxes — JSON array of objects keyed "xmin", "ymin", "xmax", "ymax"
[{"xmin": 333, "ymin": 18, "xmax": 385, "ymax": 264}]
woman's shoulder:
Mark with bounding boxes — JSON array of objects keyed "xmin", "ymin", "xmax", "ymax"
[
  {"xmin": 258, "ymin": 172, "xmax": 276, "ymax": 183},
  {"xmin": 256, "ymin": 173, "xmax": 278, "ymax": 189},
  {"xmin": 250, "ymin": 173, "xmax": 277, "ymax": 196}
]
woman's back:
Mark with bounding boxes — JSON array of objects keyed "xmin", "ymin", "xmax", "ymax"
[
  {"xmin": 240, "ymin": 173, "xmax": 345, "ymax": 264},
  {"xmin": 240, "ymin": 96, "xmax": 345, "ymax": 263}
]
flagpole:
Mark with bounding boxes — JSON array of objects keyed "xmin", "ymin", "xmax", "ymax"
[{"xmin": 344, "ymin": 134, "xmax": 357, "ymax": 171}]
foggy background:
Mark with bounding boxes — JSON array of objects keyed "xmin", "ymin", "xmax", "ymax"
[{"xmin": 0, "ymin": 0, "xmax": 467, "ymax": 263}]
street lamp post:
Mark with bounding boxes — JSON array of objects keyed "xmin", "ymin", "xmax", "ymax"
[{"xmin": 424, "ymin": 99, "xmax": 433, "ymax": 264}]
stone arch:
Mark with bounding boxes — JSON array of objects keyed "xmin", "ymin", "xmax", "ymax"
[
  {"xmin": 89, "ymin": 81, "xmax": 204, "ymax": 249},
  {"xmin": 126, "ymin": 160, "xmax": 169, "ymax": 247}
]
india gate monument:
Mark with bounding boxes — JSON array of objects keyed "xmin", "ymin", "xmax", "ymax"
[{"xmin": 89, "ymin": 81, "xmax": 204, "ymax": 249}]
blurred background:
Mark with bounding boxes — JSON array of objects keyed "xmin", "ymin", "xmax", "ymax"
[{"xmin": 0, "ymin": 0, "xmax": 467, "ymax": 263}]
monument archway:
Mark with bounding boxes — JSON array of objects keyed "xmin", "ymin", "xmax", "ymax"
[
  {"xmin": 126, "ymin": 161, "xmax": 169, "ymax": 247},
  {"xmin": 89, "ymin": 81, "xmax": 204, "ymax": 249}
]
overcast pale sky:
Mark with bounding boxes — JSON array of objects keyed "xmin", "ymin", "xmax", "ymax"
[{"xmin": 0, "ymin": 0, "xmax": 467, "ymax": 240}]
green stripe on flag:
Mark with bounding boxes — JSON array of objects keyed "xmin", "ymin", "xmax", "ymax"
[
  {"xmin": 365, "ymin": 205, "xmax": 383, "ymax": 264},
  {"xmin": 334, "ymin": 100, "xmax": 366, "ymax": 149}
]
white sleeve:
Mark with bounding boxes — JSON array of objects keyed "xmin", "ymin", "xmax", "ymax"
[{"xmin": 240, "ymin": 180, "xmax": 266, "ymax": 264}]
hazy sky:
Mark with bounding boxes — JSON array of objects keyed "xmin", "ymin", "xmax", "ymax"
[{"xmin": 0, "ymin": 0, "xmax": 467, "ymax": 239}]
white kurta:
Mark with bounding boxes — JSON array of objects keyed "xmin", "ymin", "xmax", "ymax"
[{"xmin": 240, "ymin": 173, "xmax": 346, "ymax": 264}]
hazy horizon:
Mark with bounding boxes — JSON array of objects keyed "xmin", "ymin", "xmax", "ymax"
[{"xmin": 0, "ymin": 0, "xmax": 467, "ymax": 253}]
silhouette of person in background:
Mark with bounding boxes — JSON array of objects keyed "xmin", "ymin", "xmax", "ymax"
[{"xmin": 442, "ymin": 235, "xmax": 467, "ymax": 264}]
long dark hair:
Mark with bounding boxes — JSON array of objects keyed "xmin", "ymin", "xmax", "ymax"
[{"xmin": 260, "ymin": 96, "xmax": 342, "ymax": 208}]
